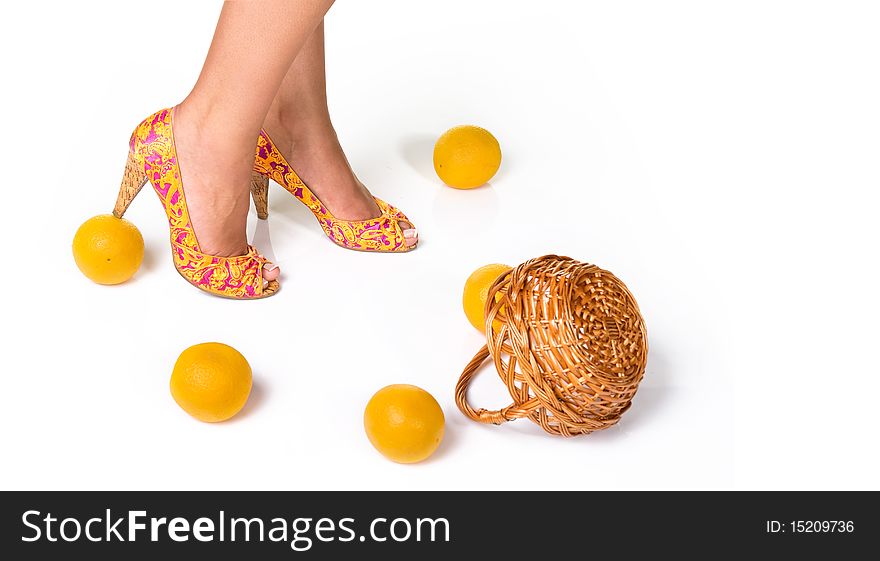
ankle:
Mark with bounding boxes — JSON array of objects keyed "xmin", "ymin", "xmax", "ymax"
[
  {"xmin": 174, "ymin": 99, "xmax": 219, "ymax": 139},
  {"xmin": 176, "ymin": 98, "xmax": 261, "ymax": 159},
  {"xmin": 266, "ymin": 105, "xmax": 334, "ymax": 141},
  {"xmin": 174, "ymin": 102, "xmax": 258, "ymax": 174}
]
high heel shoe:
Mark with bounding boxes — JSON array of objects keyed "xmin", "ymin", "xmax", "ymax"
[
  {"xmin": 250, "ymin": 130, "xmax": 417, "ymax": 253},
  {"xmin": 113, "ymin": 108, "xmax": 280, "ymax": 299}
]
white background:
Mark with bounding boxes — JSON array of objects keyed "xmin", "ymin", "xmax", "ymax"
[{"xmin": 1, "ymin": 1, "xmax": 877, "ymax": 490}]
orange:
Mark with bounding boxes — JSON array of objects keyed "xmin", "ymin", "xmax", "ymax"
[
  {"xmin": 433, "ymin": 125, "xmax": 502, "ymax": 189},
  {"xmin": 72, "ymin": 214, "xmax": 144, "ymax": 285},
  {"xmin": 364, "ymin": 384, "xmax": 445, "ymax": 464},
  {"xmin": 462, "ymin": 263, "xmax": 511, "ymax": 333},
  {"xmin": 170, "ymin": 343, "xmax": 252, "ymax": 423}
]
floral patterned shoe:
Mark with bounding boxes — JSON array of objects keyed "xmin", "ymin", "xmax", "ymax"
[
  {"xmin": 249, "ymin": 129, "xmax": 417, "ymax": 253},
  {"xmin": 112, "ymin": 108, "xmax": 280, "ymax": 299}
]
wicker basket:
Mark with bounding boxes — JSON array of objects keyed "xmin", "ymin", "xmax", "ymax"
[{"xmin": 455, "ymin": 255, "xmax": 648, "ymax": 436}]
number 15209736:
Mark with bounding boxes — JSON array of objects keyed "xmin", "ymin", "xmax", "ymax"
[{"xmin": 766, "ymin": 520, "xmax": 854, "ymax": 533}]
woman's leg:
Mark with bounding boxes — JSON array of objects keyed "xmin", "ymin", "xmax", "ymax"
[
  {"xmin": 263, "ymin": 22, "xmax": 418, "ymax": 246},
  {"xmin": 173, "ymin": 0, "xmax": 336, "ymax": 280}
]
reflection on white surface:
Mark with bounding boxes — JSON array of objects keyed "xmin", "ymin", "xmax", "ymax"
[
  {"xmin": 398, "ymin": 135, "xmax": 437, "ymax": 181},
  {"xmin": 432, "ymin": 184, "xmax": 500, "ymax": 237},
  {"xmin": 249, "ymin": 218, "xmax": 277, "ymax": 263}
]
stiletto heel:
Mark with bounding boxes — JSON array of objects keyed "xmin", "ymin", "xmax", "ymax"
[
  {"xmin": 253, "ymin": 130, "xmax": 418, "ymax": 253},
  {"xmin": 112, "ymin": 151, "xmax": 148, "ymax": 219},
  {"xmin": 123, "ymin": 108, "xmax": 279, "ymax": 299},
  {"xmin": 250, "ymin": 173, "xmax": 270, "ymax": 220}
]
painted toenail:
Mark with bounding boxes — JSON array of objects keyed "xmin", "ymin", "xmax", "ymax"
[
  {"xmin": 264, "ymin": 263, "xmax": 279, "ymax": 272},
  {"xmin": 403, "ymin": 228, "xmax": 418, "ymax": 238}
]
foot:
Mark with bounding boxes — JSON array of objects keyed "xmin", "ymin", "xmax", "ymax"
[
  {"xmin": 173, "ymin": 104, "xmax": 280, "ymax": 283},
  {"xmin": 262, "ymin": 112, "xmax": 418, "ymax": 248}
]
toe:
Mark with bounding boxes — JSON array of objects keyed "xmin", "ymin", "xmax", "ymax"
[
  {"xmin": 263, "ymin": 262, "xmax": 280, "ymax": 282},
  {"xmin": 399, "ymin": 220, "xmax": 418, "ymax": 248}
]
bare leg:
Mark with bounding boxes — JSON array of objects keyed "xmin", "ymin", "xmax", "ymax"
[
  {"xmin": 173, "ymin": 0, "xmax": 336, "ymax": 282},
  {"xmin": 262, "ymin": 22, "xmax": 418, "ymax": 246}
]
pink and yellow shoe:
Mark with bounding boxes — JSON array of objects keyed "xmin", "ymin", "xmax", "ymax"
[
  {"xmin": 250, "ymin": 130, "xmax": 417, "ymax": 253},
  {"xmin": 113, "ymin": 108, "xmax": 280, "ymax": 299}
]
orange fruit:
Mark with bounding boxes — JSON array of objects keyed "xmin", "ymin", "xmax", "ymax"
[
  {"xmin": 72, "ymin": 214, "xmax": 144, "ymax": 285},
  {"xmin": 170, "ymin": 343, "xmax": 252, "ymax": 423},
  {"xmin": 364, "ymin": 384, "xmax": 445, "ymax": 464},
  {"xmin": 433, "ymin": 125, "xmax": 502, "ymax": 189},
  {"xmin": 462, "ymin": 263, "xmax": 511, "ymax": 333}
]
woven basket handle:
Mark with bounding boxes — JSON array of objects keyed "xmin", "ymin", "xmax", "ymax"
[{"xmin": 455, "ymin": 344, "xmax": 536, "ymax": 425}]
